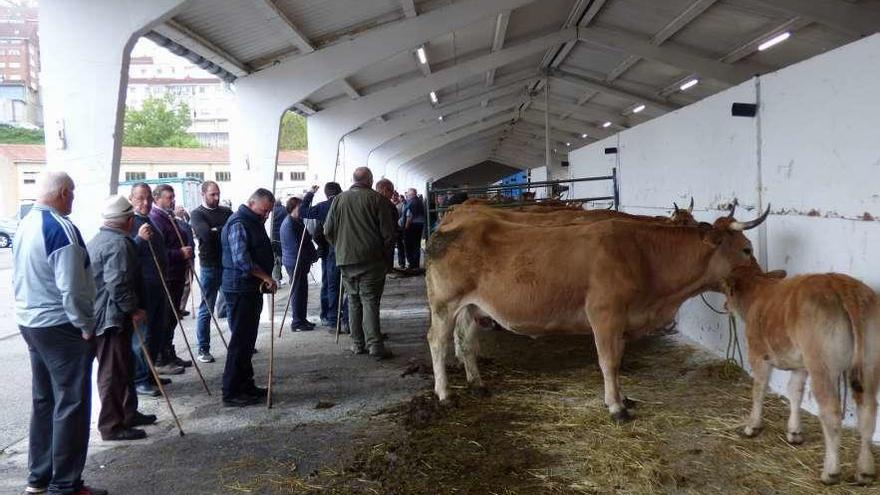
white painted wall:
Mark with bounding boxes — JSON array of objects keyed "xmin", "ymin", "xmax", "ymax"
[{"xmin": 567, "ymin": 34, "xmax": 880, "ymax": 438}]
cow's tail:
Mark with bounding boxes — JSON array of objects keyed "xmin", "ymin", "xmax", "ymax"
[{"xmin": 835, "ymin": 281, "xmax": 876, "ymax": 394}]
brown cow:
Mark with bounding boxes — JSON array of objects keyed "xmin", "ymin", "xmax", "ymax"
[
  {"xmin": 425, "ymin": 207, "xmax": 769, "ymax": 421},
  {"xmin": 723, "ymin": 265, "xmax": 880, "ymax": 485}
]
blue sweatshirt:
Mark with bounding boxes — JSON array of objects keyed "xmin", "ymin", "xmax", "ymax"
[{"xmin": 13, "ymin": 204, "xmax": 96, "ymax": 333}]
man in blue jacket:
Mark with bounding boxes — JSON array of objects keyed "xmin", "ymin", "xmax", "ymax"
[
  {"xmin": 14, "ymin": 171, "xmax": 106, "ymax": 495},
  {"xmin": 220, "ymin": 188, "xmax": 278, "ymax": 407},
  {"xmin": 300, "ymin": 182, "xmax": 348, "ymax": 332},
  {"xmin": 281, "ymin": 197, "xmax": 318, "ymax": 331}
]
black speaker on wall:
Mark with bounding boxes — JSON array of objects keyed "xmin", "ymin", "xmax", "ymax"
[
  {"xmin": 731, "ymin": 103, "xmax": 758, "ymax": 117},
  {"xmin": 604, "ymin": 147, "xmax": 618, "ymax": 154},
  {"xmin": 561, "ymin": 160, "xmax": 569, "ymax": 168}
]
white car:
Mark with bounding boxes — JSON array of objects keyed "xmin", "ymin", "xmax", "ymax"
[{"xmin": 0, "ymin": 217, "xmax": 17, "ymax": 248}]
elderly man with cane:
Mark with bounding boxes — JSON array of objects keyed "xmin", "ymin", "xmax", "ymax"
[
  {"xmin": 14, "ymin": 171, "xmax": 107, "ymax": 495},
  {"xmin": 87, "ymin": 195, "xmax": 158, "ymax": 441},
  {"xmin": 220, "ymin": 188, "xmax": 278, "ymax": 407},
  {"xmin": 325, "ymin": 167, "xmax": 396, "ymax": 359}
]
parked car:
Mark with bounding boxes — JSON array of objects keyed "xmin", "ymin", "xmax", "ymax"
[{"xmin": 0, "ymin": 217, "xmax": 18, "ymax": 248}]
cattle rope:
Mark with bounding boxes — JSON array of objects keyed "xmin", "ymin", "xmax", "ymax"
[{"xmin": 699, "ymin": 294, "xmax": 745, "ymax": 369}]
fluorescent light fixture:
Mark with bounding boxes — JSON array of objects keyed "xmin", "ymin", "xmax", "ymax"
[
  {"xmin": 632, "ymin": 104, "xmax": 645, "ymax": 114},
  {"xmin": 429, "ymin": 91, "xmax": 438, "ymax": 104},
  {"xmin": 416, "ymin": 46, "xmax": 428, "ymax": 64},
  {"xmin": 680, "ymin": 79, "xmax": 698, "ymax": 91},
  {"xmin": 602, "ymin": 121, "xmax": 612, "ymax": 128},
  {"xmin": 438, "ymin": 115, "xmax": 444, "ymax": 121},
  {"xmin": 581, "ymin": 133, "xmax": 588, "ymax": 138},
  {"xmin": 758, "ymin": 32, "xmax": 790, "ymax": 51},
  {"xmin": 565, "ymin": 142, "xmax": 571, "ymax": 147}
]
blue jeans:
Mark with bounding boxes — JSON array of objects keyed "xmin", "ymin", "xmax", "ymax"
[
  {"xmin": 196, "ymin": 265, "xmax": 222, "ymax": 353},
  {"xmin": 20, "ymin": 323, "xmax": 94, "ymax": 494},
  {"xmin": 321, "ymin": 250, "xmax": 348, "ymax": 325},
  {"xmin": 131, "ymin": 322, "xmax": 151, "ymax": 387}
]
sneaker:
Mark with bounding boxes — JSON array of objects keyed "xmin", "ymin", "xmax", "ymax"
[
  {"xmin": 156, "ymin": 363, "xmax": 185, "ymax": 375},
  {"xmin": 197, "ymin": 351, "xmax": 215, "ymax": 363},
  {"xmin": 24, "ymin": 486, "xmax": 46, "ymax": 494},
  {"xmin": 222, "ymin": 395, "xmax": 260, "ymax": 407},
  {"xmin": 135, "ymin": 383, "xmax": 160, "ymax": 397},
  {"xmin": 127, "ymin": 412, "xmax": 157, "ymax": 427},
  {"xmin": 74, "ymin": 486, "xmax": 108, "ymax": 495},
  {"xmin": 102, "ymin": 427, "xmax": 147, "ymax": 441}
]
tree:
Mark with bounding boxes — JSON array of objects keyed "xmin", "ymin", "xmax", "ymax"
[
  {"xmin": 0, "ymin": 124, "xmax": 44, "ymax": 144},
  {"xmin": 123, "ymin": 95, "xmax": 201, "ymax": 148},
  {"xmin": 279, "ymin": 111, "xmax": 307, "ymax": 149}
]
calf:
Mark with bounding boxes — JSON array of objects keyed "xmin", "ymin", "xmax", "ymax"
[{"xmin": 723, "ymin": 266, "xmax": 880, "ymax": 485}]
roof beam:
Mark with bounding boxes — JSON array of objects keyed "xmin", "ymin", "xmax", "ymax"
[
  {"xmin": 251, "ymin": 0, "xmax": 314, "ymax": 54},
  {"xmin": 532, "ymin": 98, "xmax": 629, "ymax": 129},
  {"xmin": 605, "ymin": 0, "xmax": 718, "ymax": 82},
  {"xmin": 484, "ymin": 10, "xmax": 512, "ymax": 91},
  {"xmin": 754, "ymin": 0, "xmax": 880, "ymax": 36},
  {"xmin": 720, "ymin": 16, "xmax": 812, "ymax": 64},
  {"xmin": 578, "ymin": 25, "xmax": 766, "ymax": 84},
  {"xmin": 406, "ymin": 126, "xmax": 513, "ymax": 177},
  {"xmin": 402, "ymin": 0, "xmax": 432, "ymax": 77},
  {"xmin": 314, "ymin": 27, "xmax": 577, "ymax": 131},
  {"xmin": 401, "ymin": 0, "xmax": 417, "ymax": 18},
  {"xmin": 551, "ymin": 73, "xmax": 678, "ymax": 112},
  {"xmin": 153, "ymin": 20, "xmax": 249, "ymax": 76},
  {"xmin": 520, "ymin": 110, "xmax": 609, "ymax": 137},
  {"xmin": 339, "ymin": 79, "xmax": 361, "ymax": 99}
]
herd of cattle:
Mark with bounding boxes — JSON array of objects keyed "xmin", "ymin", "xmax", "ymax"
[{"xmin": 424, "ymin": 199, "xmax": 879, "ymax": 485}]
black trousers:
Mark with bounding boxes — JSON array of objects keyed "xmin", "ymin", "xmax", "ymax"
[
  {"xmin": 162, "ymin": 279, "xmax": 185, "ymax": 357},
  {"xmin": 140, "ymin": 279, "xmax": 167, "ymax": 369},
  {"xmin": 222, "ymin": 291, "xmax": 263, "ymax": 400},
  {"xmin": 95, "ymin": 323, "xmax": 138, "ymax": 438},
  {"xmin": 20, "ymin": 323, "xmax": 94, "ymax": 494},
  {"xmin": 403, "ymin": 223, "xmax": 424, "ymax": 269}
]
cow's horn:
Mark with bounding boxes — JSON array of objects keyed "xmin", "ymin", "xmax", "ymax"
[
  {"xmin": 688, "ymin": 197, "xmax": 694, "ymax": 213},
  {"xmin": 730, "ymin": 204, "xmax": 771, "ymax": 231},
  {"xmin": 727, "ymin": 199, "xmax": 738, "ymax": 218},
  {"xmin": 673, "ymin": 202, "xmax": 680, "ymax": 213}
]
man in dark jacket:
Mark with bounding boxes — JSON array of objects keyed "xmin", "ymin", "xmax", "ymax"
[
  {"xmin": 281, "ymin": 197, "xmax": 318, "ymax": 331},
  {"xmin": 402, "ymin": 188, "xmax": 426, "ymax": 271},
  {"xmin": 325, "ymin": 167, "xmax": 395, "ymax": 359},
  {"xmin": 220, "ymin": 188, "xmax": 278, "ymax": 407},
  {"xmin": 129, "ymin": 183, "xmax": 180, "ymax": 392},
  {"xmin": 150, "ymin": 184, "xmax": 194, "ymax": 371},
  {"xmin": 300, "ymin": 182, "xmax": 347, "ymax": 331},
  {"xmin": 88, "ymin": 195, "xmax": 156, "ymax": 441},
  {"xmin": 270, "ymin": 199, "xmax": 286, "ymax": 283},
  {"xmin": 375, "ymin": 178, "xmax": 399, "ymax": 271},
  {"xmin": 189, "ymin": 180, "xmax": 232, "ymax": 363}
]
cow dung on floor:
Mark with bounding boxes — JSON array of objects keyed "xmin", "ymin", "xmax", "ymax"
[{"xmin": 218, "ymin": 330, "xmax": 871, "ymax": 494}]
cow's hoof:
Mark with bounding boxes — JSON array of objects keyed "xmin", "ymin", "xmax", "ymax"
[
  {"xmin": 786, "ymin": 431, "xmax": 804, "ymax": 445},
  {"xmin": 740, "ymin": 425, "xmax": 762, "ymax": 438},
  {"xmin": 623, "ymin": 396, "xmax": 637, "ymax": 409},
  {"xmin": 855, "ymin": 473, "xmax": 875, "ymax": 486},
  {"xmin": 469, "ymin": 385, "xmax": 491, "ymax": 398},
  {"xmin": 821, "ymin": 472, "xmax": 841, "ymax": 486},
  {"xmin": 611, "ymin": 408, "xmax": 633, "ymax": 423}
]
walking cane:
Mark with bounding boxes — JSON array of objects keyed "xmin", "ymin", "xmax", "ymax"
[
  {"xmin": 278, "ymin": 224, "xmax": 308, "ymax": 338},
  {"xmin": 267, "ymin": 287, "xmax": 275, "ymax": 408},
  {"xmin": 335, "ymin": 271, "xmax": 345, "ymax": 345},
  {"xmin": 164, "ymin": 211, "xmax": 229, "ymax": 350},
  {"xmin": 146, "ymin": 241, "xmax": 212, "ymax": 396},
  {"xmin": 134, "ymin": 322, "xmax": 184, "ymax": 436}
]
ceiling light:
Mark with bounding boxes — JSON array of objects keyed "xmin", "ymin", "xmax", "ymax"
[
  {"xmin": 429, "ymin": 91, "xmax": 438, "ymax": 104},
  {"xmin": 581, "ymin": 133, "xmax": 588, "ymax": 138},
  {"xmin": 680, "ymin": 79, "xmax": 698, "ymax": 91},
  {"xmin": 758, "ymin": 32, "xmax": 790, "ymax": 51},
  {"xmin": 416, "ymin": 46, "xmax": 428, "ymax": 64},
  {"xmin": 565, "ymin": 142, "xmax": 571, "ymax": 147},
  {"xmin": 632, "ymin": 104, "xmax": 645, "ymax": 114},
  {"xmin": 438, "ymin": 115, "xmax": 444, "ymax": 121},
  {"xmin": 602, "ymin": 121, "xmax": 611, "ymax": 128}
]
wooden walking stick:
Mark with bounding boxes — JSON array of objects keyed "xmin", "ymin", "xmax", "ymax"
[
  {"xmin": 267, "ymin": 288, "xmax": 275, "ymax": 409},
  {"xmin": 164, "ymin": 211, "xmax": 229, "ymax": 349},
  {"xmin": 335, "ymin": 271, "xmax": 345, "ymax": 345},
  {"xmin": 147, "ymin": 241, "xmax": 212, "ymax": 396},
  {"xmin": 278, "ymin": 224, "xmax": 308, "ymax": 338},
  {"xmin": 134, "ymin": 322, "xmax": 184, "ymax": 436}
]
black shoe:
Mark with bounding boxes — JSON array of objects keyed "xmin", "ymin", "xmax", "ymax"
[
  {"xmin": 180, "ymin": 310, "xmax": 190, "ymax": 317},
  {"xmin": 128, "ymin": 411, "xmax": 157, "ymax": 427},
  {"xmin": 223, "ymin": 395, "xmax": 261, "ymax": 407},
  {"xmin": 293, "ymin": 324, "xmax": 315, "ymax": 332},
  {"xmin": 102, "ymin": 427, "xmax": 147, "ymax": 441},
  {"xmin": 149, "ymin": 376, "xmax": 171, "ymax": 386},
  {"xmin": 252, "ymin": 348, "xmax": 259, "ymax": 355},
  {"xmin": 244, "ymin": 386, "xmax": 268, "ymax": 398},
  {"xmin": 136, "ymin": 383, "xmax": 160, "ymax": 397},
  {"xmin": 369, "ymin": 346, "xmax": 393, "ymax": 360}
]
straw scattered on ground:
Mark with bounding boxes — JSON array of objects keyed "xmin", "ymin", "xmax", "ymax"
[{"xmin": 217, "ymin": 329, "xmax": 875, "ymax": 495}]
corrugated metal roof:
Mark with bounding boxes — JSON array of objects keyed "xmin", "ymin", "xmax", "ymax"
[{"xmin": 276, "ymin": 0, "xmax": 404, "ymax": 47}]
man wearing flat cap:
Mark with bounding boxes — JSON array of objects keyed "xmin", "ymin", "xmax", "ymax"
[{"xmin": 87, "ymin": 195, "xmax": 156, "ymax": 441}]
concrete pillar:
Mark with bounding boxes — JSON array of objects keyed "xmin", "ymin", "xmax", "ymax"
[
  {"xmin": 227, "ymin": 84, "xmax": 284, "ymax": 206},
  {"xmin": 39, "ymin": 0, "xmax": 186, "ymax": 237}
]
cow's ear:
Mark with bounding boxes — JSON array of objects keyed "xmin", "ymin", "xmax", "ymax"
[{"xmin": 702, "ymin": 229, "xmax": 724, "ymax": 247}]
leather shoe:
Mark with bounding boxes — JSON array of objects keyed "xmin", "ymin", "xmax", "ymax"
[
  {"xmin": 369, "ymin": 347, "xmax": 393, "ymax": 360},
  {"xmin": 244, "ymin": 386, "xmax": 268, "ymax": 398},
  {"xmin": 136, "ymin": 383, "xmax": 160, "ymax": 397},
  {"xmin": 128, "ymin": 412, "xmax": 157, "ymax": 427},
  {"xmin": 223, "ymin": 395, "xmax": 260, "ymax": 407},
  {"xmin": 102, "ymin": 427, "xmax": 147, "ymax": 441}
]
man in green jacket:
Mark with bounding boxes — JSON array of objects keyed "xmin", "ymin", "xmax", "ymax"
[{"xmin": 324, "ymin": 167, "xmax": 395, "ymax": 359}]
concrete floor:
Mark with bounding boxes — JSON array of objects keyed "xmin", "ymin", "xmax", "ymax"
[{"xmin": 0, "ymin": 271, "xmax": 431, "ymax": 495}]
